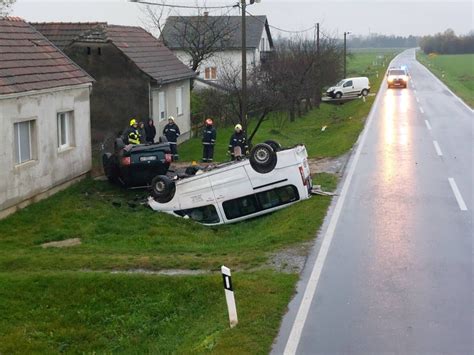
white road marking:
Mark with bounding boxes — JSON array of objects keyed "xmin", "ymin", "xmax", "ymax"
[
  {"xmin": 414, "ymin": 89, "xmax": 417, "ymax": 94},
  {"xmin": 419, "ymin": 106, "xmax": 424, "ymax": 114},
  {"xmin": 448, "ymin": 178, "xmax": 468, "ymax": 211},
  {"xmin": 433, "ymin": 140, "xmax": 443, "ymax": 156},
  {"xmin": 416, "ymin": 97, "xmax": 420, "ymax": 103},
  {"xmin": 283, "ymin": 58, "xmax": 386, "ymax": 355},
  {"xmin": 425, "ymin": 120, "xmax": 432, "ymax": 130}
]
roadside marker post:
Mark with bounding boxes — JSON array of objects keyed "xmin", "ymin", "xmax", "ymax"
[{"xmin": 221, "ymin": 265, "xmax": 238, "ymax": 328}]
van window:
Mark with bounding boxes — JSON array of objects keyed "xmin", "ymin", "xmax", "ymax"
[
  {"xmin": 343, "ymin": 80, "xmax": 353, "ymax": 87},
  {"xmin": 223, "ymin": 185, "xmax": 300, "ymax": 220},
  {"xmin": 175, "ymin": 205, "xmax": 220, "ymax": 224}
]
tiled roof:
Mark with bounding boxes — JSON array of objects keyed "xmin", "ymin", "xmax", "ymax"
[
  {"xmin": 33, "ymin": 23, "xmax": 196, "ymax": 85},
  {"xmin": 0, "ymin": 17, "xmax": 93, "ymax": 95},
  {"xmin": 162, "ymin": 15, "xmax": 273, "ymax": 50},
  {"xmin": 30, "ymin": 22, "xmax": 106, "ymax": 50}
]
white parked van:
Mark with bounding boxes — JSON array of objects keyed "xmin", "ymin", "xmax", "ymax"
[
  {"xmin": 148, "ymin": 143, "xmax": 312, "ymax": 225},
  {"xmin": 326, "ymin": 77, "xmax": 370, "ymax": 99}
]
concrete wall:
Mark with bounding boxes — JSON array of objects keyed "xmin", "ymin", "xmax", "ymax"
[
  {"xmin": 151, "ymin": 79, "xmax": 192, "ymax": 142},
  {"xmin": 65, "ymin": 43, "xmax": 151, "ymax": 148},
  {"xmin": 0, "ymin": 85, "xmax": 92, "ymax": 215}
]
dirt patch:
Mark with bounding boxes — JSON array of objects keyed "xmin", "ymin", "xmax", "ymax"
[
  {"xmin": 266, "ymin": 241, "xmax": 314, "ymax": 274},
  {"xmin": 308, "ymin": 152, "xmax": 350, "ymax": 176},
  {"xmin": 41, "ymin": 238, "xmax": 81, "ymax": 248},
  {"xmin": 109, "ymin": 269, "xmax": 212, "ymax": 276}
]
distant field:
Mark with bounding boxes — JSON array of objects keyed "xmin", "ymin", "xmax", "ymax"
[{"xmin": 417, "ymin": 52, "xmax": 474, "ymax": 108}]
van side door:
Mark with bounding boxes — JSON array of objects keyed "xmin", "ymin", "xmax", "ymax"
[{"xmin": 342, "ymin": 79, "xmax": 354, "ymax": 95}]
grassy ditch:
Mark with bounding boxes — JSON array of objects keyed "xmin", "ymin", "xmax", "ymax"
[
  {"xmin": 416, "ymin": 52, "xmax": 474, "ymax": 108},
  {"xmin": 0, "ymin": 50, "xmax": 395, "ymax": 353}
]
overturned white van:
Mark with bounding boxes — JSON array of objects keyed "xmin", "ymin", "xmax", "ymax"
[{"xmin": 148, "ymin": 143, "xmax": 312, "ymax": 225}]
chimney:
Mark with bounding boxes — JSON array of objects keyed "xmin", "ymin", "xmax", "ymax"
[{"xmin": 204, "ymin": 11, "xmax": 209, "ymax": 17}]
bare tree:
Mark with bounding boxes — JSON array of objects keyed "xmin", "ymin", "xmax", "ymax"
[
  {"xmin": 138, "ymin": 3, "xmax": 171, "ymax": 38},
  {"xmin": 0, "ymin": 0, "xmax": 16, "ymax": 16},
  {"xmin": 161, "ymin": 13, "xmax": 237, "ymax": 73}
]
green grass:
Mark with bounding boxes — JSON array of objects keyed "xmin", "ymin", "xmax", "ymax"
[
  {"xmin": 0, "ymin": 50, "xmax": 396, "ymax": 353},
  {"xmin": 417, "ymin": 52, "xmax": 474, "ymax": 108},
  {"xmin": 179, "ymin": 50, "xmax": 396, "ymax": 162},
  {"xmin": 0, "ymin": 271, "xmax": 296, "ymax": 354}
]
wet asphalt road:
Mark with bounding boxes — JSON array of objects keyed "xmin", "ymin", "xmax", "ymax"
[{"xmin": 273, "ymin": 49, "xmax": 473, "ymax": 354}]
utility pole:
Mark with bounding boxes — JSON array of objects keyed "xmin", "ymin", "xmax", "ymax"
[
  {"xmin": 343, "ymin": 31, "xmax": 350, "ymax": 78},
  {"xmin": 316, "ymin": 23, "xmax": 320, "ymax": 106},
  {"xmin": 241, "ymin": 0, "xmax": 247, "ymax": 125}
]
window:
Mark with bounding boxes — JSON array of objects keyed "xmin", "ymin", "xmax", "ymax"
[
  {"xmin": 343, "ymin": 80, "xmax": 353, "ymax": 88},
  {"xmin": 176, "ymin": 86, "xmax": 184, "ymax": 116},
  {"xmin": 222, "ymin": 185, "xmax": 300, "ymax": 220},
  {"xmin": 14, "ymin": 120, "xmax": 35, "ymax": 165},
  {"xmin": 86, "ymin": 47, "xmax": 91, "ymax": 55},
  {"xmin": 204, "ymin": 67, "xmax": 217, "ymax": 80},
  {"xmin": 158, "ymin": 91, "xmax": 166, "ymax": 120},
  {"xmin": 175, "ymin": 205, "xmax": 220, "ymax": 224},
  {"xmin": 57, "ymin": 111, "xmax": 74, "ymax": 150}
]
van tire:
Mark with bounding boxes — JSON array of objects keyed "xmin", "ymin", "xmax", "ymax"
[
  {"xmin": 158, "ymin": 135, "xmax": 168, "ymax": 143},
  {"xmin": 335, "ymin": 92, "xmax": 342, "ymax": 99},
  {"xmin": 102, "ymin": 153, "xmax": 114, "ymax": 182},
  {"xmin": 250, "ymin": 143, "xmax": 277, "ymax": 174},
  {"xmin": 150, "ymin": 175, "xmax": 175, "ymax": 203},
  {"xmin": 361, "ymin": 89, "xmax": 369, "ymax": 96},
  {"xmin": 264, "ymin": 140, "xmax": 282, "ymax": 152}
]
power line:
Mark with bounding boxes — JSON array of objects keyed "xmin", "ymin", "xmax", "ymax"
[
  {"xmin": 129, "ymin": 0, "xmax": 236, "ymax": 10},
  {"xmin": 245, "ymin": 9, "xmax": 316, "ymax": 34}
]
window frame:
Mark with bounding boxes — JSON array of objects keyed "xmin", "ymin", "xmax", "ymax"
[
  {"xmin": 14, "ymin": 120, "xmax": 35, "ymax": 165},
  {"xmin": 222, "ymin": 185, "xmax": 300, "ymax": 220},
  {"xmin": 176, "ymin": 86, "xmax": 184, "ymax": 116},
  {"xmin": 57, "ymin": 111, "xmax": 74, "ymax": 151},
  {"xmin": 158, "ymin": 91, "xmax": 166, "ymax": 121},
  {"xmin": 343, "ymin": 80, "xmax": 353, "ymax": 88},
  {"xmin": 204, "ymin": 67, "xmax": 217, "ymax": 80}
]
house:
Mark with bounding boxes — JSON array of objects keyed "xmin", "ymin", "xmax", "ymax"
[
  {"xmin": 0, "ymin": 17, "xmax": 94, "ymax": 219},
  {"xmin": 31, "ymin": 22, "xmax": 196, "ymax": 149},
  {"xmin": 161, "ymin": 15, "xmax": 274, "ymax": 85}
]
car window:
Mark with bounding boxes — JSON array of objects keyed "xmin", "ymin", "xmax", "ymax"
[
  {"xmin": 223, "ymin": 185, "xmax": 300, "ymax": 220},
  {"xmin": 343, "ymin": 80, "xmax": 353, "ymax": 87},
  {"xmin": 389, "ymin": 69, "xmax": 406, "ymax": 76},
  {"xmin": 336, "ymin": 80, "xmax": 345, "ymax": 86},
  {"xmin": 175, "ymin": 205, "xmax": 220, "ymax": 224}
]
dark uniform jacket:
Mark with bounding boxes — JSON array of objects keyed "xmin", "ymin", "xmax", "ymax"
[
  {"xmin": 163, "ymin": 123, "xmax": 180, "ymax": 143},
  {"xmin": 202, "ymin": 126, "xmax": 217, "ymax": 145},
  {"xmin": 144, "ymin": 123, "xmax": 156, "ymax": 143},
  {"xmin": 228, "ymin": 131, "xmax": 248, "ymax": 153}
]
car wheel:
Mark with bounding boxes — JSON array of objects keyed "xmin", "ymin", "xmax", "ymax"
[
  {"xmin": 249, "ymin": 143, "xmax": 277, "ymax": 174},
  {"xmin": 264, "ymin": 140, "xmax": 282, "ymax": 152},
  {"xmin": 150, "ymin": 175, "xmax": 176, "ymax": 203},
  {"xmin": 102, "ymin": 153, "xmax": 115, "ymax": 182},
  {"xmin": 335, "ymin": 92, "xmax": 342, "ymax": 99},
  {"xmin": 158, "ymin": 135, "xmax": 168, "ymax": 143},
  {"xmin": 361, "ymin": 89, "xmax": 369, "ymax": 96}
]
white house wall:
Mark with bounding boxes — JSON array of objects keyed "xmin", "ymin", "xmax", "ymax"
[
  {"xmin": 173, "ymin": 49, "xmax": 258, "ymax": 82},
  {"xmin": 151, "ymin": 78, "xmax": 191, "ymax": 142},
  {"xmin": 0, "ymin": 85, "xmax": 92, "ymax": 214}
]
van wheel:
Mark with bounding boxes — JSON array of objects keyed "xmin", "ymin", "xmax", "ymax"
[
  {"xmin": 102, "ymin": 153, "xmax": 115, "ymax": 183},
  {"xmin": 335, "ymin": 92, "xmax": 342, "ymax": 99},
  {"xmin": 250, "ymin": 143, "xmax": 277, "ymax": 174},
  {"xmin": 361, "ymin": 89, "xmax": 369, "ymax": 96},
  {"xmin": 150, "ymin": 175, "xmax": 175, "ymax": 203},
  {"xmin": 264, "ymin": 140, "xmax": 282, "ymax": 152},
  {"xmin": 115, "ymin": 138, "xmax": 125, "ymax": 151}
]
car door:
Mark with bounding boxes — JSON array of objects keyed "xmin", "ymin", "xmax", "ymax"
[{"xmin": 342, "ymin": 80, "xmax": 354, "ymax": 95}]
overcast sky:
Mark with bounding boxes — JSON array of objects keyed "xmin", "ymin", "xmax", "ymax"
[{"xmin": 11, "ymin": 0, "xmax": 474, "ymax": 38}]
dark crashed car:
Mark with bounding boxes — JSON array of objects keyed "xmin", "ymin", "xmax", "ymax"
[{"xmin": 102, "ymin": 137, "xmax": 172, "ymax": 188}]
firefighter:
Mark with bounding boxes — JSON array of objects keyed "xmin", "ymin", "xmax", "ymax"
[
  {"xmin": 124, "ymin": 118, "xmax": 141, "ymax": 145},
  {"xmin": 228, "ymin": 124, "xmax": 248, "ymax": 160},
  {"xmin": 202, "ymin": 118, "xmax": 216, "ymax": 162},
  {"xmin": 163, "ymin": 116, "xmax": 180, "ymax": 160}
]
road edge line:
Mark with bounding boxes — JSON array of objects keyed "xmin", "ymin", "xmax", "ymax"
[
  {"xmin": 416, "ymin": 55, "xmax": 474, "ymax": 113},
  {"xmin": 282, "ymin": 55, "xmax": 389, "ymax": 355}
]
